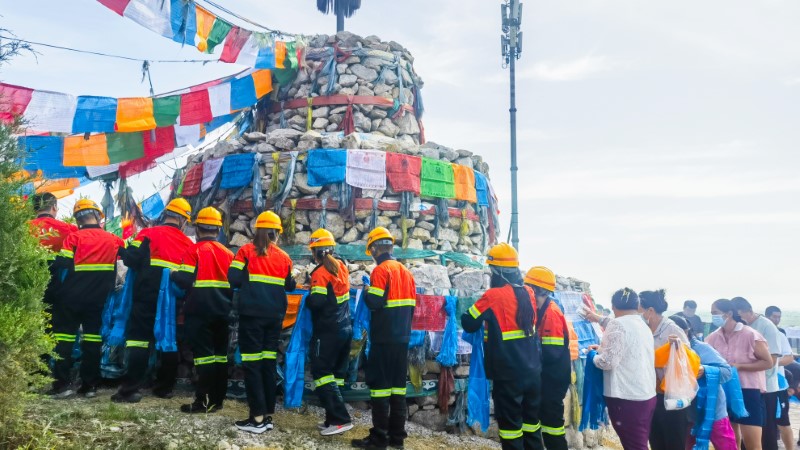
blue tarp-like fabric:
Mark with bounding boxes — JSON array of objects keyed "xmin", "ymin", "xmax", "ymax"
[
  {"xmin": 284, "ymin": 289, "xmax": 311, "ymax": 408},
  {"xmin": 140, "ymin": 193, "xmax": 165, "ymax": 221},
  {"xmin": 723, "ymin": 368, "xmax": 748, "ymax": 419},
  {"xmin": 106, "ymin": 270, "xmax": 135, "ymax": 346},
  {"xmin": 572, "ymin": 320, "xmax": 601, "ymax": 356},
  {"xmin": 154, "ymin": 268, "xmax": 179, "ymax": 352},
  {"xmin": 72, "ymin": 96, "xmax": 117, "ymax": 133},
  {"xmin": 474, "ymin": 172, "xmax": 489, "ymax": 207},
  {"xmin": 19, "ymin": 136, "xmax": 86, "ymax": 179},
  {"xmin": 692, "ymin": 365, "xmax": 720, "ymax": 450},
  {"xmin": 219, "ymin": 153, "xmax": 255, "ymax": 189},
  {"xmin": 464, "ymin": 326, "xmax": 490, "ymax": 432},
  {"xmin": 580, "ymin": 350, "xmax": 607, "ymax": 431},
  {"xmin": 230, "ymin": 75, "xmax": 257, "ymax": 111},
  {"xmin": 436, "ymin": 296, "xmax": 458, "ymax": 367},
  {"xmin": 306, "ymin": 149, "xmax": 347, "ymax": 186}
]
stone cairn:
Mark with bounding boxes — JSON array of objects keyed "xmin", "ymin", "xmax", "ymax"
[{"xmin": 178, "ymin": 33, "xmax": 613, "ymax": 446}]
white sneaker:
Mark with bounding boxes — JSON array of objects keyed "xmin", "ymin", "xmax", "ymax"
[
  {"xmin": 320, "ymin": 423, "xmax": 354, "ymax": 436},
  {"xmin": 317, "ymin": 422, "xmax": 328, "ymax": 430}
]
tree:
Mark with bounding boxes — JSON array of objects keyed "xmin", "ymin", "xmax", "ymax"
[
  {"xmin": 0, "ymin": 31, "xmax": 52, "ymax": 443},
  {"xmin": 316, "ymin": 0, "xmax": 362, "ymax": 33}
]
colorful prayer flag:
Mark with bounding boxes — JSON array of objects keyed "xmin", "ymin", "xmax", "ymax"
[
  {"xmin": 63, "ymin": 134, "xmax": 111, "ymax": 167},
  {"xmin": 116, "ymin": 97, "xmax": 155, "ymax": 132}
]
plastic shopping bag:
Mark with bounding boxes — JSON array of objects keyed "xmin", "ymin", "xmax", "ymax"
[{"xmin": 664, "ymin": 341, "xmax": 699, "ymax": 410}]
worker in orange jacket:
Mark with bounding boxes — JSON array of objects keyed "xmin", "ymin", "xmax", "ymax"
[
  {"xmin": 113, "ymin": 198, "xmax": 194, "ymax": 403},
  {"xmin": 171, "ymin": 207, "xmax": 234, "ymax": 414},
  {"xmin": 228, "ymin": 211, "xmax": 296, "ymax": 433},
  {"xmin": 306, "ymin": 228, "xmax": 353, "ymax": 436},
  {"xmin": 352, "ymin": 227, "xmax": 417, "ymax": 450},
  {"xmin": 50, "ymin": 199, "xmax": 125, "ymax": 398},
  {"xmin": 462, "ymin": 244, "xmax": 543, "ymax": 450},
  {"xmin": 524, "ymin": 266, "xmax": 570, "ymax": 450},
  {"xmin": 30, "ymin": 192, "xmax": 77, "ymax": 308}
]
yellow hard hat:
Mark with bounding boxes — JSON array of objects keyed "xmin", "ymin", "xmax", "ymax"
[
  {"xmin": 524, "ymin": 266, "xmax": 556, "ymax": 292},
  {"xmin": 195, "ymin": 207, "xmax": 223, "ymax": 227},
  {"xmin": 255, "ymin": 211, "xmax": 283, "ymax": 232},
  {"xmin": 165, "ymin": 198, "xmax": 192, "ymax": 221},
  {"xmin": 309, "ymin": 228, "xmax": 335, "ymax": 249},
  {"xmin": 73, "ymin": 198, "xmax": 104, "ymax": 219},
  {"xmin": 365, "ymin": 226, "xmax": 395, "ymax": 256},
  {"xmin": 486, "ymin": 243, "xmax": 519, "ymax": 268}
]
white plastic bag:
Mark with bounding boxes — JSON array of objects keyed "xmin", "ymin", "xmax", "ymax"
[{"xmin": 664, "ymin": 342, "xmax": 699, "ymax": 410}]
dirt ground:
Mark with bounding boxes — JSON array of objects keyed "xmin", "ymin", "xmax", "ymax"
[{"xmin": 19, "ymin": 388, "xmax": 500, "ymax": 450}]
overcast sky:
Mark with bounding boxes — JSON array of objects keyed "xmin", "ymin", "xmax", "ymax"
[{"xmin": 2, "ymin": 0, "xmax": 798, "ymax": 311}]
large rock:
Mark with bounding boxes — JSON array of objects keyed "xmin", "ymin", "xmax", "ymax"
[
  {"xmin": 411, "ymin": 265, "xmax": 452, "ymax": 290},
  {"xmin": 409, "ymin": 409, "xmax": 447, "ymax": 432},
  {"xmin": 308, "ymin": 211, "xmax": 346, "ymax": 239},
  {"xmin": 349, "ymin": 64, "xmax": 378, "ymax": 82},
  {"xmin": 452, "ymin": 270, "xmax": 486, "ymax": 293},
  {"xmin": 338, "ymin": 74, "xmax": 358, "ymax": 87},
  {"xmin": 294, "ymin": 173, "xmax": 323, "ymax": 195},
  {"xmin": 437, "ymin": 227, "xmax": 460, "ymax": 245}
]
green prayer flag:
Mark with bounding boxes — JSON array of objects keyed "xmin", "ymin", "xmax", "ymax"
[
  {"xmin": 105, "ymin": 215, "xmax": 123, "ymax": 237},
  {"xmin": 206, "ymin": 19, "xmax": 232, "ymax": 54},
  {"xmin": 286, "ymin": 42, "xmax": 298, "ymax": 69},
  {"xmin": 106, "ymin": 132, "xmax": 144, "ymax": 164},
  {"xmin": 420, "ymin": 158, "xmax": 455, "ymax": 198},
  {"xmin": 153, "ymin": 96, "xmax": 180, "ymax": 127}
]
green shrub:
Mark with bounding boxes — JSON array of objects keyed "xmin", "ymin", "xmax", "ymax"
[{"xmin": 0, "ymin": 119, "xmax": 53, "ymax": 441}]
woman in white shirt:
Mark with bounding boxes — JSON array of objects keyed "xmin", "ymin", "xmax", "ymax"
[{"xmin": 587, "ymin": 288, "xmax": 656, "ymax": 450}]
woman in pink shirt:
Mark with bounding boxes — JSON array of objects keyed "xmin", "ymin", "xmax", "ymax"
[{"xmin": 706, "ymin": 299, "xmax": 773, "ymax": 450}]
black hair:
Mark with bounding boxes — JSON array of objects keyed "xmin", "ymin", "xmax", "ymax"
[
  {"xmin": 640, "ymin": 289, "xmax": 668, "ymax": 314},
  {"xmin": 611, "ymin": 288, "xmax": 639, "ymax": 311},
  {"xmin": 314, "ymin": 247, "xmax": 339, "ymax": 276},
  {"xmin": 670, "ymin": 314, "xmax": 693, "ymax": 339},
  {"xmin": 490, "ymin": 266, "xmax": 523, "ymax": 288},
  {"xmin": 766, "ymin": 306, "xmax": 782, "ymax": 317},
  {"xmin": 683, "ymin": 300, "xmax": 697, "ymax": 310},
  {"xmin": 369, "ymin": 241, "xmax": 394, "ymax": 258},
  {"xmin": 731, "ymin": 297, "xmax": 753, "ymax": 313},
  {"xmin": 75, "ymin": 209, "xmax": 100, "ymax": 226},
  {"xmin": 32, "ymin": 193, "xmax": 57, "ymax": 212},
  {"xmin": 512, "ymin": 285, "xmax": 535, "ymax": 337},
  {"xmin": 532, "ymin": 285, "xmax": 551, "ymax": 299},
  {"xmin": 712, "ymin": 299, "xmax": 744, "ymax": 324}
]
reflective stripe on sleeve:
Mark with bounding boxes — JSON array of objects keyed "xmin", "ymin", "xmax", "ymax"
[
  {"xmin": 194, "ymin": 356, "xmax": 216, "ymax": 365},
  {"xmin": 179, "ymin": 264, "xmax": 196, "ymax": 273},
  {"xmin": 310, "ymin": 286, "xmax": 327, "ymax": 295},
  {"xmin": 502, "ymin": 330, "xmax": 527, "ymax": 340},
  {"xmin": 230, "ymin": 260, "xmax": 245, "ymax": 270},
  {"xmin": 335, "ymin": 378, "xmax": 345, "ymax": 386},
  {"xmin": 54, "ymin": 333, "xmax": 76, "ymax": 342},
  {"xmin": 151, "ymin": 259, "xmax": 180, "ymax": 270},
  {"xmin": 468, "ymin": 305, "xmax": 481, "ymax": 319},
  {"xmin": 129, "ymin": 240, "xmax": 142, "ymax": 248},
  {"xmin": 367, "ymin": 286, "xmax": 385, "ymax": 296},
  {"xmin": 241, "ymin": 353, "xmax": 263, "ymax": 362},
  {"xmin": 261, "ymin": 351, "xmax": 277, "ymax": 360},
  {"xmin": 336, "ymin": 293, "xmax": 350, "ymax": 304},
  {"xmin": 126, "ymin": 340, "xmax": 150, "ymax": 348},
  {"xmin": 82, "ymin": 334, "xmax": 102, "ymax": 343},
  {"xmin": 214, "ymin": 355, "xmax": 227, "ymax": 364},
  {"xmin": 541, "ymin": 336, "xmax": 565, "ymax": 346},
  {"xmin": 60, "ymin": 249, "xmax": 74, "ymax": 258}
]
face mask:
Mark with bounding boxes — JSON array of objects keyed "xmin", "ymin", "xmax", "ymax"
[{"xmin": 712, "ymin": 314, "xmax": 725, "ymax": 327}]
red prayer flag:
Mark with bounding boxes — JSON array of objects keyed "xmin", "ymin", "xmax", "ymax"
[
  {"xmin": 97, "ymin": 0, "xmax": 131, "ymax": 16},
  {"xmin": 386, "ymin": 152, "xmax": 422, "ymax": 195},
  {"xmin": 142, "ymin": 127, "xmax": 176, "ymax": 159},
  {"xmin": 179, "ymin": 90, "xmax": 212, "ymax": 126},
  {"xmin": 220, "ymin": 27, "xmax": 251, "ymax": 63},
  {"xmin": 412, "ymin": 295, "xmax": 447, "ymax": 331},
  {"xmin": 0, "ymin": 83, "xmax": 34, "ymax": 123}
]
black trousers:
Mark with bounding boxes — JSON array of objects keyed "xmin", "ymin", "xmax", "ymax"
[
  {"xmin": 52, "ymin": 302, "xmax": 104, "ymax": 389},
  {"xmin": 540, "ymin": 377, "xmax": 569, "ymax": 450},
  {"xmin": 762, "ymin": 391, "xmax": 780, "ymax": 450},
  {"xmin": 649, "ymin": 393, "xmax": 691, "ymax": 450},
  {"xmin": 310, "ymin": 332, "xmax": 352, "ymax": 425},
  {"xmin": 366, "ymin": 343, "xmax": 409, "ymax": 447},
  {"xmin": 493, "ymin": 375, "xmax": 544, "ymax": 450},
  {"xmin": 118, "ymin": 301, "xmax": 178, "ymax": 396},
  {"xmin": 185, "ymin": 314, "xmax": 228, "ymax": 407},
  {"xmin": 239, "ymin": 315, "xmax": 282, "ymax": 417}
]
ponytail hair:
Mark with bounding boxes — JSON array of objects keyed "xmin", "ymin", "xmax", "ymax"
[
  {"xmin": 512, "ymin": 286, "xmax": 535, "ymax": 337},
  {"xmin": 254, "ymin": 228, "xmax": 275, "ymax": 256},
  {"xmin": 315, "ymin": 247, "xmax": 339, "ymax": 276}
]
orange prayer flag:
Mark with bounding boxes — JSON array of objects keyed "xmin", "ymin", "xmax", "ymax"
[
  {"xmin": 116, "ymin": 97, "xmax": 155, "ymax": 132},
  {"xmin": 452, "ymin": 164, "xmax": 478, "ymax": 203},
  {"xmin": 195, "ymin": 5, "xmax": 216, "ymax": 52},
  {"xmin": 63, "ymin": 134, "xmax": 110, "ymax": 166},
  {"xmin": 251, "ymin": 70, "xmax": 273, "ymax": 98},
  {"xmin": 35, "ymin": 178, "xmax": 80, "ymax": 194},
  {"xmin": 275, "ymin": 41, "xmax": 287, "ymax": 69}
]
